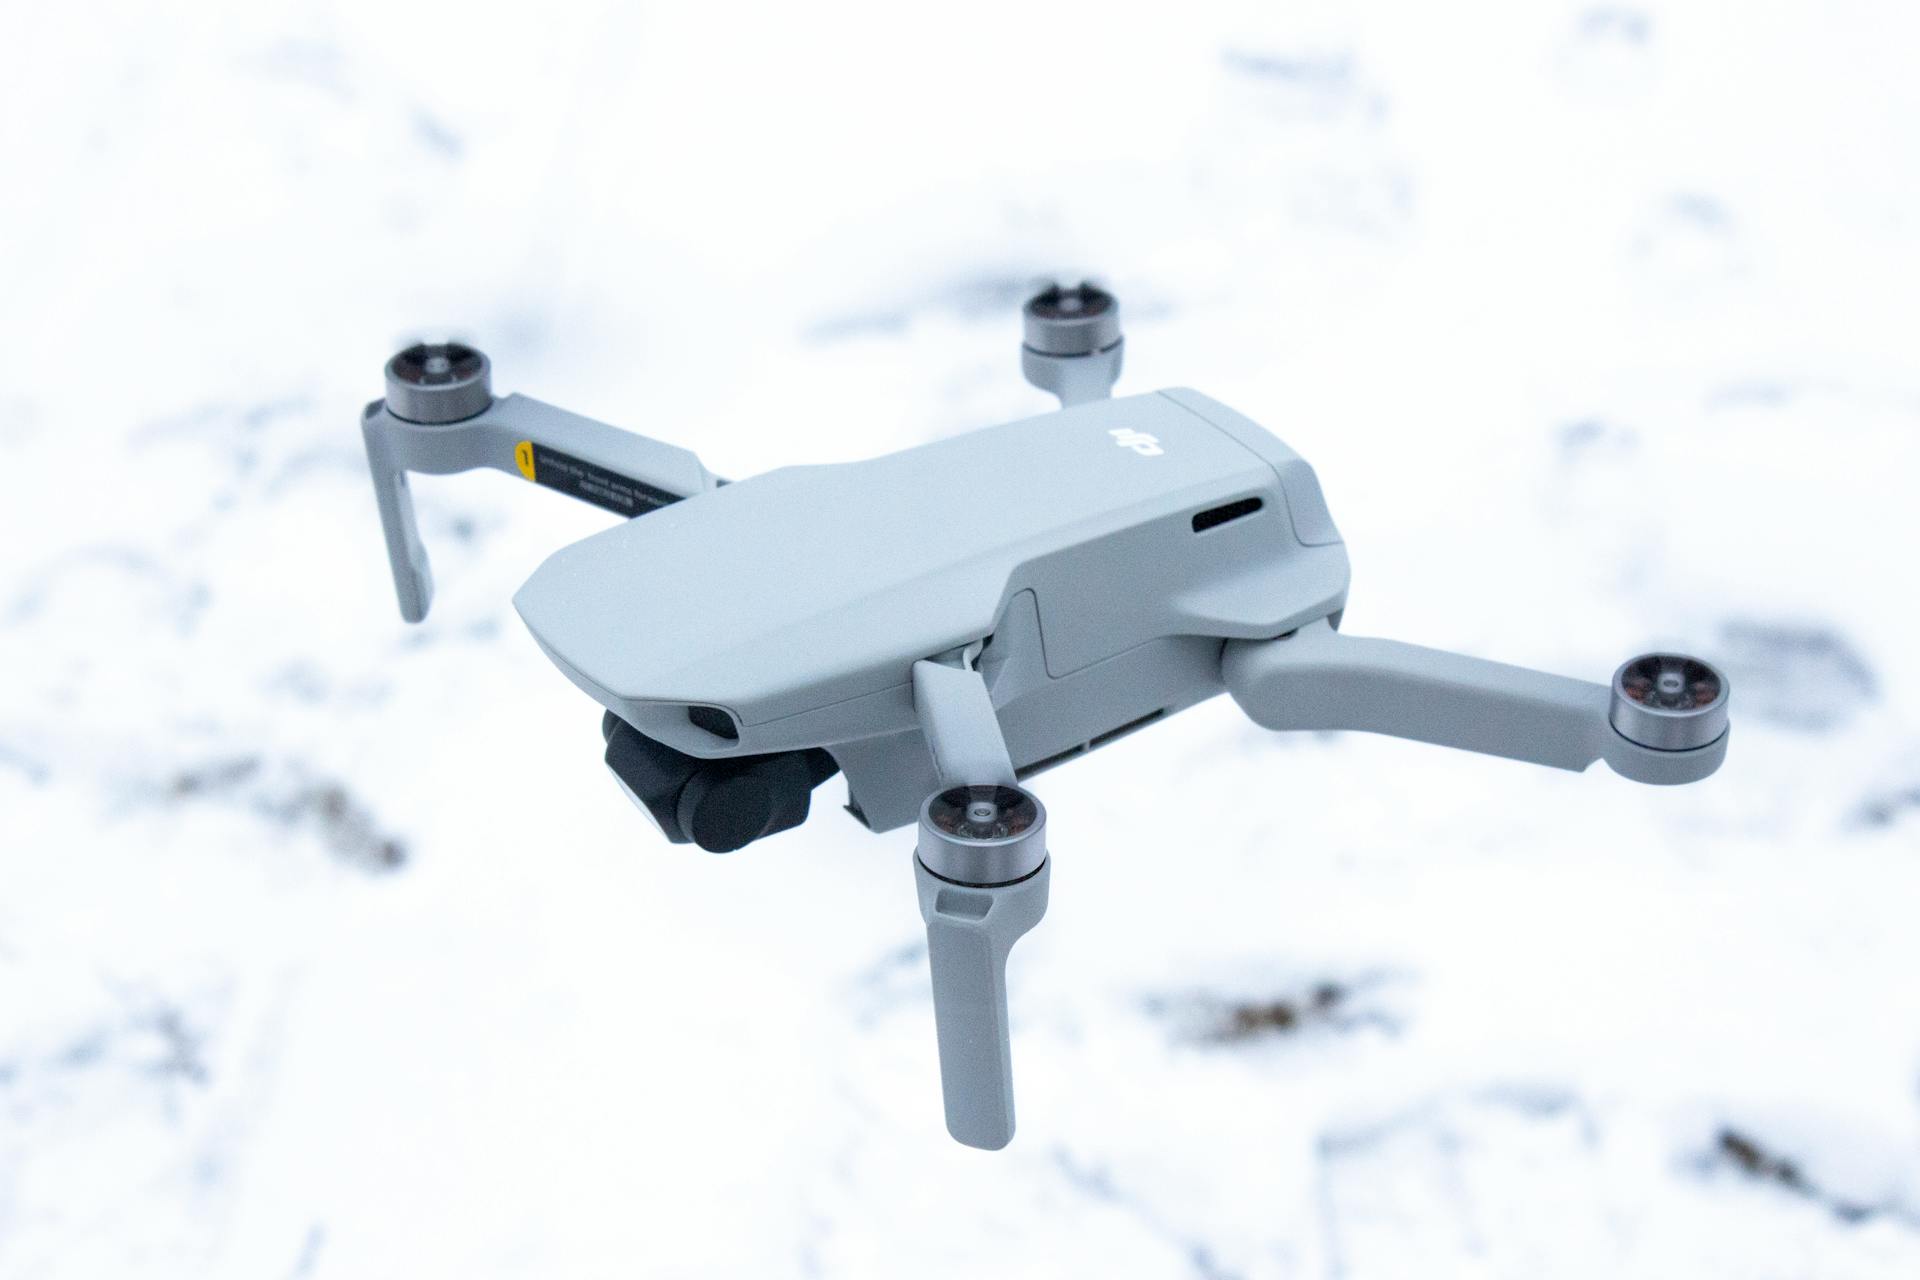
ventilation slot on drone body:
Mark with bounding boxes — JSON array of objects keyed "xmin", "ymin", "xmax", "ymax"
[
  {"xmin": 1090, "ymin": 708, "xmax": 1165, "ymax": 749},
  {"xmin": 686, "ymin": 705, "xmax": 740, "ymax": 741},
  {"xmin": 1017, "ymin": 709, "xmax": 1168, "ymax": 781},
  {"xmin": 1192, "ymin": 496, "xmax": 1264, "ymax": 533},
  {"xmin": 1017, "ymin": 744, "xmax": 1085, "ymax": 780}
]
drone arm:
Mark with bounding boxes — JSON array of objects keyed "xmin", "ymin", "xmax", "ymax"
[
  {"xmin": 361, "ymin": 381, "xmax": 720, "ymax": 622},
  {"xmin": 1223, "ymin": 618, "xmax": 1728, "ymax": 785},
  {"xmin": 912, "ymin": 656, "xmax": 1017, "ymax": 789},
  {"xmin": 908, "ymin": 657, "xmax": 1048, "ymax": 1150},
  {"xmin": 366, "ymin": 392, "xmax": 715, "ymax": 503},
  {"xmin": 1023, "ymin": 352, "xmax": 1123, "ymax": 407}
]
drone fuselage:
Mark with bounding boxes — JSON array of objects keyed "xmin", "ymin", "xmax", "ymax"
[
  {"xmin": 512, "ymin": 389, "xmax": 1350, "ymax": 831},
  {"xmin": 364, "ymin": 302, "xmax": 1728, "ymax": 1151}
]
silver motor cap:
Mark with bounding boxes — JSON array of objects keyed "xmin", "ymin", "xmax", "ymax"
[
  {"xmin": 384, "ymin": 342, "xmax": 493, "ymax": 424},
  {"xmin": 1022, "ymin": 283, "xmax": 1121, "ymax": 357},
  {"xmin": 1610, "ymin": 653, "xmax": 1730, "ymax": 751},
  {"xmin": 917, "ymin": 784, "xmax": 1047, "ymax": 886}
]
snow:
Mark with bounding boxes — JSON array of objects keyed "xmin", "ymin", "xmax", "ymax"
[{"xmin": 3, "ymin": 1, "xmax": 1918, "ymax": 1276}]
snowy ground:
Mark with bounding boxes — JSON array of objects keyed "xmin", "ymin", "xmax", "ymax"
[{"xmin": 3, "ymin": 1, "xmax": 1918, "ymax": 1276}]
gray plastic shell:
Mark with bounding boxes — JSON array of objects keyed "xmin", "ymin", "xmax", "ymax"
[
  {"xmin": 361, "ymin": 394, "xmax": 719, "ymax": 622},
  {"xmin": 512, "ymin": 389, "xmax": 1351, "ymax": 830},
  {"xmin": 915, "ymin": 855, "xmax": 1049, "ymax": 1150},
  {"xmin": 514, "ymin": 391, "xmax": 1347, "ymax": 738}
]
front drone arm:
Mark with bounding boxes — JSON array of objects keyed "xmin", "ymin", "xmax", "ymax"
[
  {"xmin": 361, "ymin": 343, "xmax": 721, "ymax": 622},
  {"xmin": 909, "ymin": 656, "xmax": 1049, "ymax": 1151},
  {"xmin": 1223, "ymin": 619, "xmax": 1730, "ymax": 785}
]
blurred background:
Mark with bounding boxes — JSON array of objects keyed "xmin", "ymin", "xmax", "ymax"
[{"xmin": 3, "ymin": 1, "xmax": 1917, "ymax": 1276}]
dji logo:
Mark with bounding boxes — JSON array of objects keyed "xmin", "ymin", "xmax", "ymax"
[{"xmin": 1109, "ymin": 428, "xmax": 1164, "ymax": 457}]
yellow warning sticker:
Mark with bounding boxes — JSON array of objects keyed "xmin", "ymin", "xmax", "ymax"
[{"xmin": 515, "ymin": 441, "xmax": 682, "ymax": 517}]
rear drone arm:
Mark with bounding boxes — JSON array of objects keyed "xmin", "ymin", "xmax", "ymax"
[
  {"xmin": 1223, "ymin": 619, "xmax": 1730, "ymax": 784},
  {"xmin": 361, "ymin": 343, "xmax": 721, "ymax": 622}
]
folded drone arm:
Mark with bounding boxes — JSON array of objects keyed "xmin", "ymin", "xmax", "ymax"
[
  {"xmin": 1223, "ymin": 619, "xmax": 1728, "ymax": 785},
  {"xmin": 362, "ymin": 357, "xmax": 721, "ymax": 622},
  {"xmin": 909, "ymin": 657, "xmax": 1048, "ymax": 1151}
]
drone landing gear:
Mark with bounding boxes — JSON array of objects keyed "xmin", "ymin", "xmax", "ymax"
[
  {"xmin": 907, "ymin": 654, "xmax": 1051, "ymax": 1150},
  {"xmin": 914, "ymin": 786, "xmax": 1048, "ymax": 1151}
]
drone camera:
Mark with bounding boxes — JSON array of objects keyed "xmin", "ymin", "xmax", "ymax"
[{"xmin": 602, "ymin": 713, "xmax": 839, "ymax": 853}]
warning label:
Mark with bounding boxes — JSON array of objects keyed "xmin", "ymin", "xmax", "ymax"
[{"xmin": 514, "ymin": 440, "xmax": 681, "ymax": 518}]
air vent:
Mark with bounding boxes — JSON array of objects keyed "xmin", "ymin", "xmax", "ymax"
[
  {"xmin": 1090, "ymin": 708, "xmax": 1165, "ymax": 749},
  {"xmin": 687, "ymin": 705, "xmax": 739, "ymax": 741},
  {"xmin": 1016, "ymin": 743, "xmax": 1085, "ymax": 781},
  {"xmin": 1016, "ymin": 709, "xmax": 1169, "ymax": 781},
  {"xmin": 1192, "ymin": 496, "xmax": 1264, "ymax": 533}
]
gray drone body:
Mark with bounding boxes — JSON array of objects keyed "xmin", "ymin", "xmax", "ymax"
[
  {"xmin": 361, "ymin": 284, "xmax": 1730, "ymax": 1151},
  {"xmin": 516, "ymin": 387, "xmax": 1351, "ymax": 834}
]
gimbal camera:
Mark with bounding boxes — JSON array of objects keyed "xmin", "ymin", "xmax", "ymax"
[{"xmin": 359, "ymin": 282, "xmax": 1729, "ymax": 1150}]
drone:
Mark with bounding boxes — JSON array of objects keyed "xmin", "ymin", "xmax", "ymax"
[{"xmin": 359, "ymin": 283, "xmax": 1730, "ymax": 1150}]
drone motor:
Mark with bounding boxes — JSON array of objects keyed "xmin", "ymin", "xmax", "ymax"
[{"xmin": 1610, "ymin": 653, "xmax": 1730, "ymax": 751}]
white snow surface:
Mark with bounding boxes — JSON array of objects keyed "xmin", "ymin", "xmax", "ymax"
[{"xmin": 3, "ymin": 1, "xmax": 1919, "ymax": 1276}]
